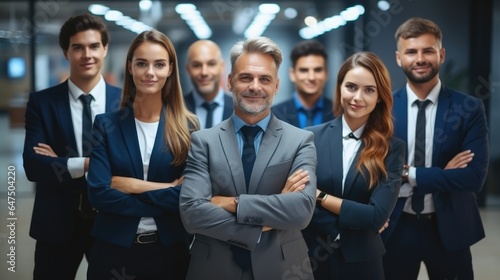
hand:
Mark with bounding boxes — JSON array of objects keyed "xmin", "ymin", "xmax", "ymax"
[
  {"xmin": 210, "ymin": 196, "xmax": 236, "ymax": 213},
  {"xmin": 262, "ymin": 226, "xmax": 273, "ymax": 232},
  {"xmin": 444, "ymin": 150, "xmax": 474, "ymax": 169},
  {"xmin": 281, "ymin": 169, "xmax": 309, "ymax": 194},
  {"xmin": 379, "ymin": 219, "xmax": 389, "ymax": 233},
  {"xmin": 33, "ymin": 143, "xmax": 58, "ymax": 157}
]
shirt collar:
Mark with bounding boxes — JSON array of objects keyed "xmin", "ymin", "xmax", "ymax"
[
  {"xmin": 341, "ymin": 115, "xmax": 365, "ymax": 140},
  {"xmin": 406, "ymin": 79, "xmax": 441, "ymax": 105},
  {"xmin": 293, "ymin": 92, "xmax": 324, "ymax": 112},
  {"xmin": 193, "ymin": 88, "xmax": 225, "ymax": 107},
  {"xmin": 232, "ymin": 112, "xmax": 271, "ymax": 134},
  {"xmin": 68, "ymin": 76, "xmax": 105, "ymax": 102}
]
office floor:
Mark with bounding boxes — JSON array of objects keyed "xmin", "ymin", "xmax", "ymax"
[{"xmin": 0, "ymin": 114, "xmax": 499, "ymax": 280}]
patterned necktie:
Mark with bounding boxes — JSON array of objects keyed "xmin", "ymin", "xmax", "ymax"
[{"xmin": 411, "ymin": 99, "xmax": 431, "ymax": 214}]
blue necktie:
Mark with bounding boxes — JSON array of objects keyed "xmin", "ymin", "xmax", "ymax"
[
  {"xmin": 241, "ymin": 125, "xmax": 261, "ymax": 190},
  {"xmin": 411, "ymin": 99, "xmax": 431, "ymax": 214},
  {"xmin": 202, "ymin": 102, "xmax": 218, "ymax": 128}
]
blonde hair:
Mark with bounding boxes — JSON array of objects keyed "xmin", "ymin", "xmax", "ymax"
[{"xmin": 121, "ymin": 30, "xmax": 199, "ymax": 165}]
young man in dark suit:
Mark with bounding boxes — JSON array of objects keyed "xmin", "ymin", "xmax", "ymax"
[
  {"xmin": 22, "ymin": 13, "xmax": 121, "ymax": 279},
  {"xmin": 272, "ymin": 40, "xmax": 334, "ymax": 128},
  {"xmin": 382, "ymin": 17, "xmax": 489, "ymax": 280},
  {"xmin": 184, "ymin": 39, "xmax": 233, "ymax": 129}
]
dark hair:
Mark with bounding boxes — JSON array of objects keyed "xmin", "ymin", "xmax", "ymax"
[
  {"xmin": 395, "ymin": 17, "xmax": 442, "ymax": 45},
  {"xmin": 334, "ymin": 51, "xmax": 393, "ymax": 188},
  {"xmin": 59, "ymin": 13, "xmax": 110, "ymax": 51},
  {"xmin": 121, "ymin": 29, "xmax": 198, "ymax": 166},
  {"xmin": 290, "ymin": 40, "xmax": 328, "ymax": 68}
]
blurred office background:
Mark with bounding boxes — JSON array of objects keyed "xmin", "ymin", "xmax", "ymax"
[{"xmin": 0, "ymin": 0, "xmax": 498, "ymax": 279}]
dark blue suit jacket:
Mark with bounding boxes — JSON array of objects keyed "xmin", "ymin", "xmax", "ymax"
[
  {"xmin": 303, "ymin": 117, "xmax": 405, "ymax": 265},
  {"xmin": 23, "ymin": 80, "xmax": 121, "ymax": 243},
  {"xmin": 272, "ymin": 96, "xmax": 334, "ymax": 128},
  {"xmin": 183, "ymin": 91, "xmax": 233, "ymax": 121},
  {"xmin": 87, "ymin": 105, "xmax": 188, "ymax": 249},
  {"xmin": 382, "ymin": 86, "xmax": 489, "ymax": 251}
]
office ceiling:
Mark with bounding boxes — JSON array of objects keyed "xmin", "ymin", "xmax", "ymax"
[{"xmin": 0, "ymin": 1, "xmax": 334, "ymax": 45}]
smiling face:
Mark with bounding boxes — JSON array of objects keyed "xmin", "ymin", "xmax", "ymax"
[
  {"xmin": 340, "ymin": 66, "xmax": 379, "ymax": 130},
  {"xmin": 65, "ymin": 29, "xmax": 108, "ymax": 88},
  {"xmin": 186, "ymin": 41, "xmax": 225, "ymax": 101},
  {"xmin": 289, "ymin": 54, "xmax": 328, "ymax": 97},
  {"xmin": 128, "ymin": 41, "xmax": 172, "ymax": 97},
  {"xmin": 228, "ymin": 52, "xmax": 279, "ymax": 123},
  {"xmin": 396, "ymin": 33, "xmax": 445, "ymax": 86}
]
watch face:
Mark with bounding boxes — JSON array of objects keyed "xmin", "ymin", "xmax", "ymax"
[{"xmin": 318, "ymin": 192, "xmax": 327, "ymax": 201}]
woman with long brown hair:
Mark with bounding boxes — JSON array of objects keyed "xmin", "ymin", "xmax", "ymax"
[
  {"xmin": 87, "ymin": 29, "xmax": 198, "ymax": 279},
  {"xmin": 302, "ymin": 51, "xmax": 405, "ymax": 279}
]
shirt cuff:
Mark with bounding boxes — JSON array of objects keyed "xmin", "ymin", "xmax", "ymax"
[
  {"xmin": 67, "ymin": 157, "xmax": 86, "ymax": 179},
  {"xmin": 408, "ymin": 166, "xmax": 417, "ymax": 186}
]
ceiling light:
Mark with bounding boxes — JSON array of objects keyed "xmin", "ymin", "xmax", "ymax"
[{"xmin": 88, "ymin": 4, "xmax": 109, "ymax": 16}]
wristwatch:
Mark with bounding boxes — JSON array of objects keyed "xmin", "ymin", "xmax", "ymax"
[
  {"xmin": 316, "ymin": 191, "xmax": 328, "ymax": 206},
  {"xmin": 402, "ymin": 164, "xmax": 410, "ymax": 183}
]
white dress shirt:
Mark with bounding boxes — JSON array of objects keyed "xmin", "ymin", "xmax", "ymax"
[
  {"xmin": 67, "ymin": 77, "xmax": 106, "ymax": 179},
  {"xmin": 401, "ymin": 80, "xmax": 441, "ymax": 214}
]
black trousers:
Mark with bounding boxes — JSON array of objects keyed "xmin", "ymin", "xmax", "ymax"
[
  {"xmin": 384, "ymin": 213, "xmax": 473, "ymax": 280},
  {"xmin": 87, "ymin": 238, "xmax": 189, "ymax": 280},
  {"xmin": 33, "ymin": 216, "xmax": 94, "ymax": 280}
]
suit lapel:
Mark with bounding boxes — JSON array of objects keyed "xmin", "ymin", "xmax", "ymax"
[
  {"xmin": 118, "ymin": 105, "xmax": 144, "ymax": 179},
  {"xmin": 104, "ymin": 83, "xmax": 120, "ymax": 112},
  {"xmin": 249, "ymin": 115, "xmax": 283, "ymax": 194},
  {"xmin": 432, "ymin": 86, "xmax": 451, "ymax": 165},
  {"xmin": 343, "ymin": 142, "xmax": 365, "ymax": 197},
  {"xmin": 393, "ymin": 89, "xmax": 409, "ymax": 161},
  {"xmin": 147, "ymin": 108, "xmax": 170, "ymax": 181},
  {"xmin": 184, "ymin": 92, "xmax": 196, "ymax": 113},
  {"xmin": 219, "ymin": 118, "xmax": 247, "ymax": 195},
  {"xmin": 222, "ymin": 94, "xmax": 234, "ymax": 119},
  {"xmin": 329, "ymin": 118, "xmax": 344, "ymax": 197},
  {"xmin": 55, "ymin": 81, "xmax": 78, "ymax": 156}
]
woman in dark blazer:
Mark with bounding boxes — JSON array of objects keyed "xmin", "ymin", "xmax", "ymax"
[
  {"xmin": 87, "ymin": 30, "xmax": 198, "ymax": 280},
  {"xmin": 303, "ymin": 52, "xmax": 405, "ymax": 280}
]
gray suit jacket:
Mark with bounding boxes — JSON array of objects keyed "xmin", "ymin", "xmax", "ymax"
[{"xmin": 180, "ymin": 114, "xmax": 317, "ymax": 280}]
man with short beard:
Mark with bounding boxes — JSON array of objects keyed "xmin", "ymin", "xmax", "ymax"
[
  {"xmin": 382, "ymin": 17, "xmax": 489, "ymax": 280},
  {"xmin": 179, "ymin": 37, "xmax": 317, "ymax": 280},
  {"xmin": 184, "ymin": 40, "xmax": 233, "ymax": 129}
]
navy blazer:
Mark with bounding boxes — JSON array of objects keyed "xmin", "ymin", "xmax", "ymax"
[
  {"xmin": 87, "ymin": 105, "xmax": 188, "ymax": 248},
  {"xmin": 183, "ymin": 91, "xmax": 233, "ymax": 121},
  {"xmin": 382, "ymin": 86, "xmax": 489, "ymax": 251},
  {"xmin": 271, "ymin": 96, "xmax": 334, "ymax": 127},
  {"xmin": 303, "ymin": 117, "xmax": 405, "ymax": 264},
  {"xmin": 23, "ymin": 80, "xmax": 121, "ymax": 243}
]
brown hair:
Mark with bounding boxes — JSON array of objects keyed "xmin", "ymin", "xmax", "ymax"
[
  {"xmin": 395, "ymin": 17, "xmax": 442, "ymax": 46},
  {"xmin": 334, "ymin": 52, "xmax": 393, "ymax": 188},
  {"xmin": 121, "ymin": 29, "xmax": 199, "ymax": 165}
]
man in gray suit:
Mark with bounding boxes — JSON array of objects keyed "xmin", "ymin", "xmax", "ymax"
[{"xmin": 179, "ymin": 37, "xmax": 317, "ymax": 280}]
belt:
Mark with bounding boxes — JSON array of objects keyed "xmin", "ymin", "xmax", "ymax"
[
  {"xmin": 402, "ymin": 212, "xmax": 436, "ymax": 221},
  {"xmin": 134, "ymin": 232, "xmax": 158, "ymax": 244}
]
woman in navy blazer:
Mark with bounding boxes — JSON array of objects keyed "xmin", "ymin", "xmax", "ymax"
[
  {"xmin": 87, "ymin": 30, "xmax": 198, "ymax": 280},
  {"xmin": 302, "ymin": 52, "xmax": 405, "ymax": 280}
]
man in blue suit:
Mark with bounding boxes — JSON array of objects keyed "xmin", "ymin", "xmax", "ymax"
[
  {"xmin": 382, "ymin": 17, "xmax": 489, "ymax": 280},
  {"xmin": 184, "ymin": 40, "xmax": 233, "ymax": 129},
  {"xmin": 272, "ymin": 40, "xmax": 334, "ymax": 128},
  {"xmin": 22, "ymin": 14, "xmax": 121, "ymax": 279}
]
